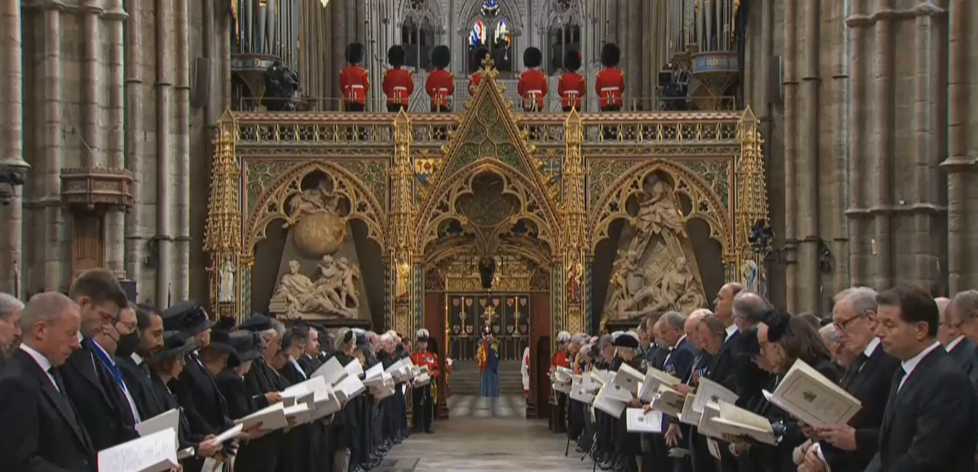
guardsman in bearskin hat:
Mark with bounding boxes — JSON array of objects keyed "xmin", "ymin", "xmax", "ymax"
[
  {"xmin": 411, "ymin": 329, "xmax": 440, "ymax": 434},
  {"xmin": 468, "ymin": 47, "xmax": 491, "ymax": 96},
  {"xmin": 340, "ymin": 42, "xmax": 369, "ymax": 111},
  {"xmin": 558, "ymin": 49, "xmax": 586, "ymax": 112},
  {"xmin": 425, "ymin": 45, "xmax": 454, "ymax": 112},
  {"xmin": 518, "ymin": 46, "xmax": 547, "ymax": 112},
  {"xmin": 383, "ymin": 45, "xmax": 414, "ymax": 112},
  {"xmin": 595, "ymin": 43, "xmax": 624, "ymax": 111}
]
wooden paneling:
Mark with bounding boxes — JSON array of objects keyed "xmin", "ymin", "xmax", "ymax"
[{"xmin": 71, "ymin": 214, "xmax": 105, "ymax": 280}]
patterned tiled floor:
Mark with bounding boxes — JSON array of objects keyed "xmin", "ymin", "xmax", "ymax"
[
  {"xmin": 379, "ymin": 395, "xmax": 592, "ymax": 472},
  {"xmin": 447, "ymin": 394, "xmax": 526, "ymax": 418}
]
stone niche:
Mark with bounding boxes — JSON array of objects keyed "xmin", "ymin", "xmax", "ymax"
[{"xmin": 266, "ymin": 174, "xmax": 372, "ymax": 325}]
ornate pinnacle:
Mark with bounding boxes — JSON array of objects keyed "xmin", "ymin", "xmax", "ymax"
[{"xmin": 478, "ymin": 56, "xmax": 499, "ymax": 81}]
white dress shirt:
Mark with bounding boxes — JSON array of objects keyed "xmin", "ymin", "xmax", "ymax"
[
  {"xmin": 945, "ymin": 335, "xmax": 965, "ymax": 353},
  {"xmin": 898, "ymin": 341, "xmax": 942, "ymax": 392},
  {"xmin": 20, "ymin": 344, "xmax": 59, "ymax": 392},
  {"xmin": 724, "ymin": 324, "xmax": 738, "ymax": 343},
  {"xmin": 289, "ymin": 357, "xmax": 308, "ymax": 380}
]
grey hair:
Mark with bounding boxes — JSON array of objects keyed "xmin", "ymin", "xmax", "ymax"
[
  {"xmin": 732, "ymin": 291, "xmax": 773, "ymax": 324},
  {"xmin": 819, "ymin": 324, "xmax": 839, "ymax": 342},
  {"xmin": 835, "ymin": 287, "xmax": 879, "ymax": 316},
  {"xmin": 598, "ymin": 334, "xmax": 613, "ymax": 348},
  {"xmin": 951, "ymin": 290, "xmax": 978, "ymax": 323},
  {"xmin": 335, "ymin": 328, "xmax": 356, "ymax": 352},
  {"xmin": 21, "ymin": 292, "xmax": 79, "ymax": 333},
  {"xmin": 556, "ymin": 331, "xmax": 572, "ymax": 344},
  {"xmin": 571, "ymin": 333, "xmax": 589, "ymax": 344},
  {"xmin": 0, "ymin": 292, "xmax": 24, "ymax": 321},
  {"xmin": 615, "ymin": 346, "xmax": 639, "ymax": 357},
  {"xmin": 699, "ymin": 314, "xmax": 727, "ymax": 341},
  {"xmin": 661, "ymin": 311, "xmax": 686, "ymax": 330},
  {"xmin": 259, "ymin": 318, "xmax": 286, "ymax": 346},
  {"xmin": 689, "ymin": 308, "xmax": 713, "ymax": 318}
]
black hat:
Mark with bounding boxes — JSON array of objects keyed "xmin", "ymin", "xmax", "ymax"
[
  {"xmin": 475, "ymin": 47, "xmax": 490, "ymax": 64},
  {"xmin": 741, "ymin": 327, "xmax": 762, "ymax": 356},
  {"xmin": 523, "ymin": 47, "xmax": 543, "ymax": 68},
  {"xmin": 612, "ymin": 333, "xmax": 639, "ymax": 348},
  {"xmin": 355, "ymin": 330, "xmax": 367, "ymax": 346},
  {"xmin": 227, "ymin": 330, "xmax": 262, "ymax": 366},
  {"xmin": 764, "ymin": 310, "xmax": 793, "ymax": 344},
  {"xmin": 346, "ymin": 43, "xmax": 365, "ymax": 64},
  {"xmin": 481, "ymin": 325, "xmax": 492, "ymax": 337},
  {"xmin": 213, "ymin": 316, "xmax": 236, "ymax": 333},
  {"xmin": 564, "ymin": 50, "xmax": 581, "ymax": 72},
  {"xmin": 207, "ymin": 329, "xmax": 237, "ymax": 355},
  {"xmin": 416, "ymin": 328, "xmax": 430, "ymax": 342},
  {"xmin": 161, "ymin": 301, "xmax": 213, "ymax": 336},
  {"xmin": 388, "ymin": 45, "xmax": 406, "ymax": 68},
  {"xmin": 600, "ymin": 43, "xmax": 620, "ymax": 67},
  {"xmin": 238, "ymin": 314, "xmax": 273, "ymax": 332},
  {"xmin": 431, "ymin": 45, "xmax": 451, "ymax": 69},
  {"xmin": 154, "ymin": 330, "xmax": 198, "ymax": 361}
]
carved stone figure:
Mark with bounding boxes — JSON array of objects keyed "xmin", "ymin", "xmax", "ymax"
[
  {"xmin": 603, "ymin": 175, "xmax": 708, "ymax": 320},
  {"xmin": 285, "ymin": 180, "xmax": 347, "ymax": 258},
  {"xmin": 219, "ymin": 260, "xmax": 235, "ymax": 302},
  {"xmin": 271, "ymin": 257, "xmax": 360, "ymax": 319}
]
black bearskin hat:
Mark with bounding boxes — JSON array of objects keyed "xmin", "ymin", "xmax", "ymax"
[
  {"xmin": 388, "ymin": 45, "xmax": 406, "ymax": 67},
  {"xmin": 523, "ymin": 46, "xmax": 543, "ymax": 68},
  {"xmin": 431, "ymin": 45, "xmax": 451, "ymax": 69},
  {"xmin": 475, "ymin": 47, "xmax": 490, "ymax": 63},
  {"xmin": 564, "ymin": 49, "xmax": 582, "ymax": 72},
  {"xmin": 346, "ymin": 43, "xmax": 365, "ymax": 64},
  {"xmin": 600, "ymin": 43, "xmax": 620, "ymax": 67}
]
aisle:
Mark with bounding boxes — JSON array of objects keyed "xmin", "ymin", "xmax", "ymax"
[{"xmin": 375, "ymin": 395, "xmax": 592, "ymax": 472}]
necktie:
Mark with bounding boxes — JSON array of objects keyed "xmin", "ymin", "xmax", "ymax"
[
  {"xmin": 139, "ymin": 361, "xmax": 151, "ymax": 379},
  {"xmin": 882, "ymin": 367, "xmax": 907, "ymax": 426},
  {"xmin": 49, "ymin": 367, "xmax": 68, "ymax": 396}
]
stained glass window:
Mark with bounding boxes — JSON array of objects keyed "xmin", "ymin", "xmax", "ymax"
[
  {"xmin": 481, "ymin": 0, "xmax": 500, "ymax": 17},
  {"xmin": 469, "ymin": 20, "xmax": 486, "ymax": 47},
  {"xmin": 494, "ymin": 19, "xmax": 510, "ymax": 47}
]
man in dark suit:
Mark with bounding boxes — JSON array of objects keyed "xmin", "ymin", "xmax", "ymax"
[
  {"xmin": 0, "ymin": 292, "xmax": 24, "ymax": 373},
  {"xmin": 806, "ymin": 287, "xmax": 901, "ymax": 472},
  {"xmin": 0, "ymin": 292, "xmax": 94, "ymax": 472},
  {"xmin": 871, "ymin": 285, "xmax": 977, "ymax": 471},
  {"xmin": 938, "ymin": 296, "xmax": 976, "ymax": 373},
  {"xmin": 116, "ymin": 304, "xmax": 166, "ymax": 420},
  {"xmin": 297, "ymin": 323, "xmax": 323, "ymax": 376},
  {"xmin": 60, "ymin": 269, "xmax": 137, "ymax": 452}
]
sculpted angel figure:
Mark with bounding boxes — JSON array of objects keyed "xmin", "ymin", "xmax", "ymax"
[
  {"xmin": 628, "ymin": 177, "xmax": 686, "ymax": 257},
  {"xmin": 274, "ymin": 260, "xmax": 317, "ymax": 316},
  {"xmin": 335, "ymin": 257, "xmax": 361, "ymax": 308},
  {"xmin": 284, "ymin": 180, "xmax": 340, "ymax": 226}
]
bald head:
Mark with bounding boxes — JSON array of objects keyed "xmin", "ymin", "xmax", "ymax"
[{"xmin": 732, "ymin": 291, "xmax": 773, "ymax": 330}]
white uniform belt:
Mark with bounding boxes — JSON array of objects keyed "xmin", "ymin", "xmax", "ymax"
[
  {"xmin": 600, "ymin": 87, "xmax": 619, "ymax": 92},
  {"xmin": 564, "ymin": 91, "xmax": 579, "ymax": 96},
  {"xmin": 527, "ymin": 90, "xmax": 542, "ymax": 96},
  {"xmin": 394, "ymin": 86, "xmax": 408, "ymax": 91}
]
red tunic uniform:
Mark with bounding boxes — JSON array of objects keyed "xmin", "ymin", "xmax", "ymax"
[
  {"xmin": 468, "ymin": 74, "xmax": 482, "ymax": 96},
  {"xmin": 425, "ymin": 69, "xmax": 455, "ymax": 110},
  {"xmin": 595, "ymin": 67, "xmax": 625, "ymax": 109},
  {"xmin": 517, "ymin": 69, "xmax": 548, "ymax": 111},
  {"xmin": 383, "ymin": 68, "xmax": 414, "ymax": 107},
  {"xmin": 339, "ymin": 65, "xmax": 370, "ymax": 107},
  {"xmin": 550, "ymin": 350, "xmax": 570, "ymax": 370},
  {"xmin": 411, "ymin": 351, "xmax": 440, "ymax": 378},
  {"xmin": 557, "ymin": 71, "xmax": 586, "ymax": 110}
]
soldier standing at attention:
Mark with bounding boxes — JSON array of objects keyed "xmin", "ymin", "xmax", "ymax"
[
  {"xmin": 468, "ymin": 47, "xmax": 491, "ymax": 96},
  {"xmin": 558, "ymin": 50, "xmax": 586, "ymax": 112},
  {"xmin": 383, "ymin": 45, "xmax": 413, "ymax": 112},
  {"xmin": 518, "ymin": 46, "xmax": 547, "ymax": 112},
  {"xmin": 426, "ymin": 45, "xmax": 454, "ymax": 113},
  {"xmin": 339, "ymin": 42, "xmax": 369, "ymax": 112},
  {"xmin": 595, "ymin": 43, "xmax": 624, "ymax": 112}
]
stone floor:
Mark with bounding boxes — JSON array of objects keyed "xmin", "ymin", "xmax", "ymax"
[{"xmin": 375, "ymin": 395, "xmax": 592, "ymax": 472}]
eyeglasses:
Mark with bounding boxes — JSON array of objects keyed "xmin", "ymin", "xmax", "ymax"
[{"xmin": 833, "ymin": 313, "xmax": 864, "ymax": 333}]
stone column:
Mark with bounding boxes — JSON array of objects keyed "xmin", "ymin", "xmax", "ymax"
[
  {"xmin": 156, "ymin": 0, "xmax": 174, "ymax": 306},
  {"xmin": 38, "ymin": 5, "xmax": 65, "ymax": 291},
  {"xmin": 796, "ymin": 0, "xmax": 820, "ymax": 314},
  {"xmin": 846, "ymin": 0, "xmax": 870, "ymax": 287},
  {"xmin": 944, "ymin": 0, "xmax": 978, "ymax": 293},
  {"xmin": 782, "ymin": 0, "xmax": 799, "ymax": 311},
  {"xmin": 175, "ymin": 0, "xmax": 191, "ymax": 300},
  {"xmin": 0, "ymin": 0, "xmax": 27, "ymax": 296},
  {"xmin": 125, "ymin": 0, "xmax": 144, "ymax": 291},
  {"xmin": 105, "ymin": 0, "xmax": 127, "ymax": 278},
  {"xmin": 625, "ymin": 0, "xmax": 641, "ymax": 109},
  {"xmin": 330, "ymin": 0, "xmax": 347, "ymax": 110}
]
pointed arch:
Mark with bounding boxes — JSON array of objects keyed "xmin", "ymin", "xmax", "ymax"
[
  {"xmin": 587, "ymin": 159, "xmax": 734, "ymax": 262},
  {"xmin": 243, "ymin": 162, "xmax": 388, "ymax": 258},
  {"xmin": 458, "ymin": 0, "xmax": 523, "ymax": 34}
]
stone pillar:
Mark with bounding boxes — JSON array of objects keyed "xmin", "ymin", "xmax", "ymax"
[
  {"xmin": 125, "ymin": 0, "xmax": 144, "ymax": 292},
  {"xmin": 37, "ymin": 5, "xmax": 65, "ymax": 291},
  {"xmin": 795, "ymin": 0, "xmax": 820, "ymax": 314},
  {"xmin": 175, "ymin": 0, "xmax": 191, "ymax": 300},
  {"xmin": 782, "ymin": 0, "xmax": 799, "ymax": 311},
  {"xmin": 105, "ymin": 0, "xmax": 127, "ymax": 279},
  {"xmin": 0, "ymin": 0, "xmax": 27, "ymax": 296},
  {"xmin": 944, "ymin": 0, "xmax": 978, "ymax": 294},
  {"xmin": 156, "ymin": 0, "xmax": 174, "ymax": 306},
  {"xmin": 330, "ymin": 0, "xmax": 347, "ymax": 110},
  {"xmin": 625, "ymin": 0, "xmax": 641, "ymax": 109}
]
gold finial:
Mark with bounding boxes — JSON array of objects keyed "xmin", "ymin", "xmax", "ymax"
[{"xmin": 478, "ymin": 55, "xmax": 499, "ymax": 81}]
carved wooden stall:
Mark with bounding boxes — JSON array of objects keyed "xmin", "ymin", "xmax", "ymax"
[{"xmin": 203, "ymin": 58, "xmax": 769, "ymax": 418}]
